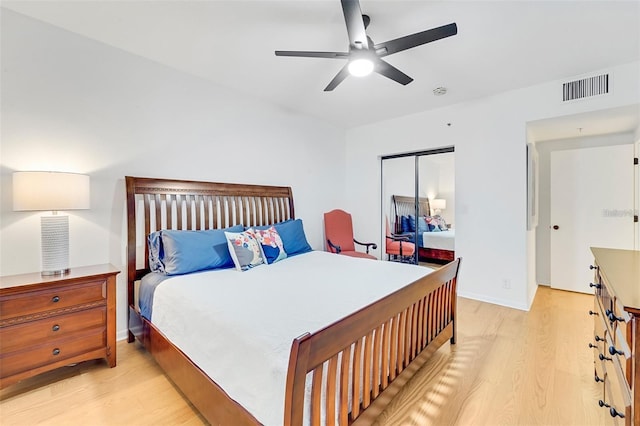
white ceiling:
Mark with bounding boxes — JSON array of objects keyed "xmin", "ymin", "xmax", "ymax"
[{"xmin": 3, "ymin": 0, "xmax": 640, "ymax": 132}]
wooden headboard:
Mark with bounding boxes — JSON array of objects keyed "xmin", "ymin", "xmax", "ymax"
[
  {"xmin": 392, "ymin": 195, "xmax": 430, "ymax": 233},
  {"xmin": 125, "ymin": 176, "xmax": 295, "ymax": 312}
]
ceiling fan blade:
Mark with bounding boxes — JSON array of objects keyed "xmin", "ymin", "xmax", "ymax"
[
  {"xmin": 375, "ymin": 59, "xmax": 413, "ymax": 85},
  {"xmin": 374, "ymin": 23, "xmax": 457, "ymax": 57},
  {"xmin": 275, "ymin": 50, "xmax": 349, "ymax": 58},
  {"xmin": 324, "ymin": 64, "xmax": 350, "ymax": 91},
  {"xmin": 341, "ymin": 0, "xmax": 368, "ymax": 49}
]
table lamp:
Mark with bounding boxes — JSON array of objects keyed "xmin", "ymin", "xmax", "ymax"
[
  {"xmin": 431, "ymin": 199, "xmax": 446, "ymax": 216},
  {"xmin": 12, "ymin": 171, "xmax": 90, "ymax": 276}
]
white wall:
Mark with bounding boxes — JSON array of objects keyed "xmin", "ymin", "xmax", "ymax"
[
  {"xmin": 345, "ymin": 61, "xmax": 640, "ymax": 311},
  {"xmin": 421, "ymin": 154, "xmax": 455, "ymax": 225},
  {"xmin": 535, "ymin": 133, "xmax": 635, "ymax": 285},
  {"xmin": 381, "ymin": 156, "xmax": 415, "ymax": 222},
  {"xmin": 0, "ymin": 10, "xmax": 346, "ymax": 340}
]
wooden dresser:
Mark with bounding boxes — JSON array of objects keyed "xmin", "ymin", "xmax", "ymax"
[
  {"xmin": 0, "ymin": 264, "xmax": 119, "ymax": 388},
  {"xmin": 590, "ymin": 247, "xmax": 640, "ymax": 425}
]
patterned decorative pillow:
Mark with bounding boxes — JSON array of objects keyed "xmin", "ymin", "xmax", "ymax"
[
  {"xmin": 424, "ymin": 215, "xmax": 441, "ymax": 232},
  {"xmin": 225, "ymin": 229, "xmax": 265, "ymax": 271},
  {"xmin": 434, "ymin": 215, "xmax": 448, "ymax": 231},
  {"xmin": 253, "ymin": 226, "xmax": 287, "ymax": 264}
]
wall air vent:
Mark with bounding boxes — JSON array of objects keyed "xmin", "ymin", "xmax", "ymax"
[{"xmin": 562, "ymin": 73, "xmax": 609, "ymax": 102}]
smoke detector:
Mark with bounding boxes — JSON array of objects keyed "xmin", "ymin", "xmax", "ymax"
[{"xmin": 433, "ymin": 87, "xmax": 447, "ymax": 96}]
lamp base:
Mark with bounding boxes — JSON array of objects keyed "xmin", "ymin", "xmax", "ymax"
[
  {"xmin": 41, "ymin": 215, "xmax": 70, "ymax": 276},
  {"xmin": 41, "ymin": 268, "xmax": 71, "ymax": 277}
]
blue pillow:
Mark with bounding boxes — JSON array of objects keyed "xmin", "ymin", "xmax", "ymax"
[
  {"xmin": 417, "ymin": 216, "xmax": 429, "ymax": 232},
  {"xmin": 400, "ymin": 216, "xmax": 410, "ymax": 233},
  {"xmin": 408, "ymin": 215, "xmax": 416, "ymax": 232},
  {"xmin": 273, "ymin": 219, "xmax": 312, "ymax": 256},
  {"xmin": 148, "ymin": 225, "xmax": 244, "ymax": 275}
]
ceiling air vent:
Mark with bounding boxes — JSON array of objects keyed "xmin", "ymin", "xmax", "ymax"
[{"xmin": 562, "ymin": 73, "xmax": 609, "ymax": 102}]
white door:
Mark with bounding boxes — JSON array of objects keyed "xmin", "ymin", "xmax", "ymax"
[{"xmin": 550, "ymin": 144, "xmax": 634, "ymax": 293}]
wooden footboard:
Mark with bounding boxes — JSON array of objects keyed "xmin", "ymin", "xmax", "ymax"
[{"xmin": 284, "ymin": 258, "xmax": 460, "ymax": 426}]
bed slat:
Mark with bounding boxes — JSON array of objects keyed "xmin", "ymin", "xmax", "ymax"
[
  {"xmin": 326, "ymin": 354, "xmax": 338, "ymax": 425},
  {"xmin": 372, "ymin": 324, "xmax": 382, "ymax": 399},
  {"xmin": 311, "ymin": 366, "xmax": 322, "ymax": 426},
  {"xmin": 339, "ymin": 345, "xmax": 351, "ymax": 424}
]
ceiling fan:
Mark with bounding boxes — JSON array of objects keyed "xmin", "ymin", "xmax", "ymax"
[{"xmin": 275, "ymin": 0, "xmax": 457, "ymax": 91}]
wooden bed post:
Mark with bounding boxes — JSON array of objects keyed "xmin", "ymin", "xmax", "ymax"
[
  {"xmin": 283, "ymin": 333, "xmax": 311, "ymax": 426},
  {"xmin": 450, "ymin": 258, "xmax": 461, "ymax": 344},
  {"xmin": 125, "ymin": 176, "xmax": 137, "ymax": 343}
]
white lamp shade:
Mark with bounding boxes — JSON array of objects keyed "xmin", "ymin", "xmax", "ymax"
[
  {"xmin": 13, "ymin": 171, "xmax": 90, "ymax": 211},
  {"xmin": 431, "ymin": 199, "xmax": 446, "ymax": 210}
]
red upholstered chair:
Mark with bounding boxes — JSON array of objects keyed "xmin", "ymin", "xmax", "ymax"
[
  {"xmin": 385, "ymin": 218, "xmax": 416, "ymax": 263},
  {"xmin": 324, "ymin": 209, "xmax": 377, "ymax": 260}
]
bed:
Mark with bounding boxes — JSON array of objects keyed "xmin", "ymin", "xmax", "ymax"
[
  {"xmin": 392, "ymin": 195, "xmax": 455, "ymax": 263},
  {"xmin": 126, "ymin": 176, "xmax": 461, "ymax": 425}
]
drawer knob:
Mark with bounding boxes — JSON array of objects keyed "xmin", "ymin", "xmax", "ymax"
[
  {"xmin": 588, "ymin": 343, "xmax": 598, "ymax": 349},
  {"xmin": 607, "ymin": 311, "xmax": 624, "ymax": 323},
  {"xmin": 594, "ymin": 374, "xmax": 603, "ymax": 383},
  {"xmin": 588, "ymin": 310, "xmax": 598, "ymax": 316},
  {"xmin": 52, "ymin": 324, "xmax": 60, "ymax": 332},
  {"xmin": 599, "ymin": 353, "xmax": 612, "ymax": 362},
  {"xmin": 52, "ymin": 296, "xmax": 60, "ymax": 303},
  {"xmin": 52, "ymin": 348, "xmax": 61, "ymax": 356},
  {"xmin": 609, "ymin": 407, "xmax": 625, "ymax": 418},
  {"xmin": 599, "ymin": 400, "xmax": 610, "ymax": 408},
  {"xmin": 589, "ymin": 265, "xmax": 598, "ymax": 270},
  {"xmin": 608, "ymin": 345, "xmax": 624, "ymax": 356},
  {"xmin": 589, "ymin": 283, "xmax": 601, "ymax": 289},
  {"xmin": 595, "ymin": 335, "xmax": 604, "ymax": 342}
]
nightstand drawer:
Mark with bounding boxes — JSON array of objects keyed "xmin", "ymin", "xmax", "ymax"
[
  {"xmin": 0, "ymin": 280, "xmax": 106, "ymax": 322},
  {"xmin": 0, "ymin": 307, "xmax": 106, "ymax": 353},
  {"xmin": 0, "ymin": 329, "xmax": 106, "ymax": 378}
]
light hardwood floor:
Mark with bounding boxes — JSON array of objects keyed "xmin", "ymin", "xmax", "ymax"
[{"xmin": 0, "ymin": 286, "xmax": 603, "ymax": 425}]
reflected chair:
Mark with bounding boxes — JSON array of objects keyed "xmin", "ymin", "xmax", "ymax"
[
  {"xmin": 386, "ymin": 218, "xmax": 416, "ymax": 263},
  {"xmin": 323, "ymin": 209, "xmax": 377, "ymax": 260}
]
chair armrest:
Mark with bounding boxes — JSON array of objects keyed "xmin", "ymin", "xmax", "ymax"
[
  {"xmin": 353, "ymin": 239, "xmax": 377, "ymax": 254},
  {"xmin": 327, "ymin": 239, "xmax": 341, "ymax": 254},
  {"xmin": 387, "ymin": 234, "xmax": 410, "ymax": 242}
]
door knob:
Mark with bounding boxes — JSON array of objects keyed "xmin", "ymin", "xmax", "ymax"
[{"xmin": 552, "ymin": 225, "xmax": 559, "ymax": 230}]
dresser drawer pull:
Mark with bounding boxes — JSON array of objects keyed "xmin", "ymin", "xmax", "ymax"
[
  {"xmin": 598, "ymin": 353, "xmax": 612, "ymax": 362},
  {"xmin": 589, "ymin": 282, "xmax": 601, "ymax": 289},
  {"xmin": 589, "ymin": 265, "xmax": 599, "ymax": 270},
  {"xmin": 609, "ymin": 407, "xmax": 625, "ymax": 418},
  {"xmin": 52, "ymin": 324, "xmax": 60, "ymax": 332},
  {"xmin": 594, "ymin": 374, "xmax": 603, "ymax": 383},
  {"xmin": 588, "ymin": 310, "xmax": 598, "ymax": 316},
  {"xmin": 52, "ymin": 348, "xmax": 61, "ymax": 356},
  {"xmin": 606, "ymin": 311, "xmax": 624, "ymax": 323},
  {"xmin": 52, "ymin": 296, "xmax": 60, "ymax": 303},
  {"xmin": 588, "ymin": 343, "xmax": 598, "ymax": 349},
  {"xmin": 599, "ymin": 400, "xmax": 610, "ymax": 408},
  {"xmin": 608, "ymin": 345, "xmax": 624, "ymax": 356},
  {"xmin": 594, "ymin": 335, "xmax": 604, "ymax": 342}
]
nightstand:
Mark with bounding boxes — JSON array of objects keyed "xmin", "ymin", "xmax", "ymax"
[{"xmin": 0, "ymin": 264, "xmax": 119, "ymax": 388}]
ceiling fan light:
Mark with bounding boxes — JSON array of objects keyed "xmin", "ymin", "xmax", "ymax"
[{"xmin": 348, "ymin": 58, "xmax": 374, "ymax": 77}]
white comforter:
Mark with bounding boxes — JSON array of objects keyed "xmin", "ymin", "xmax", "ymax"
[
  {"xmin": 422, "ymin": 229, "xmax": 455, "ymax": 250},
  {"xmin": 151, "ymin": 251, "xmax": 433, "ymax": 425}
]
